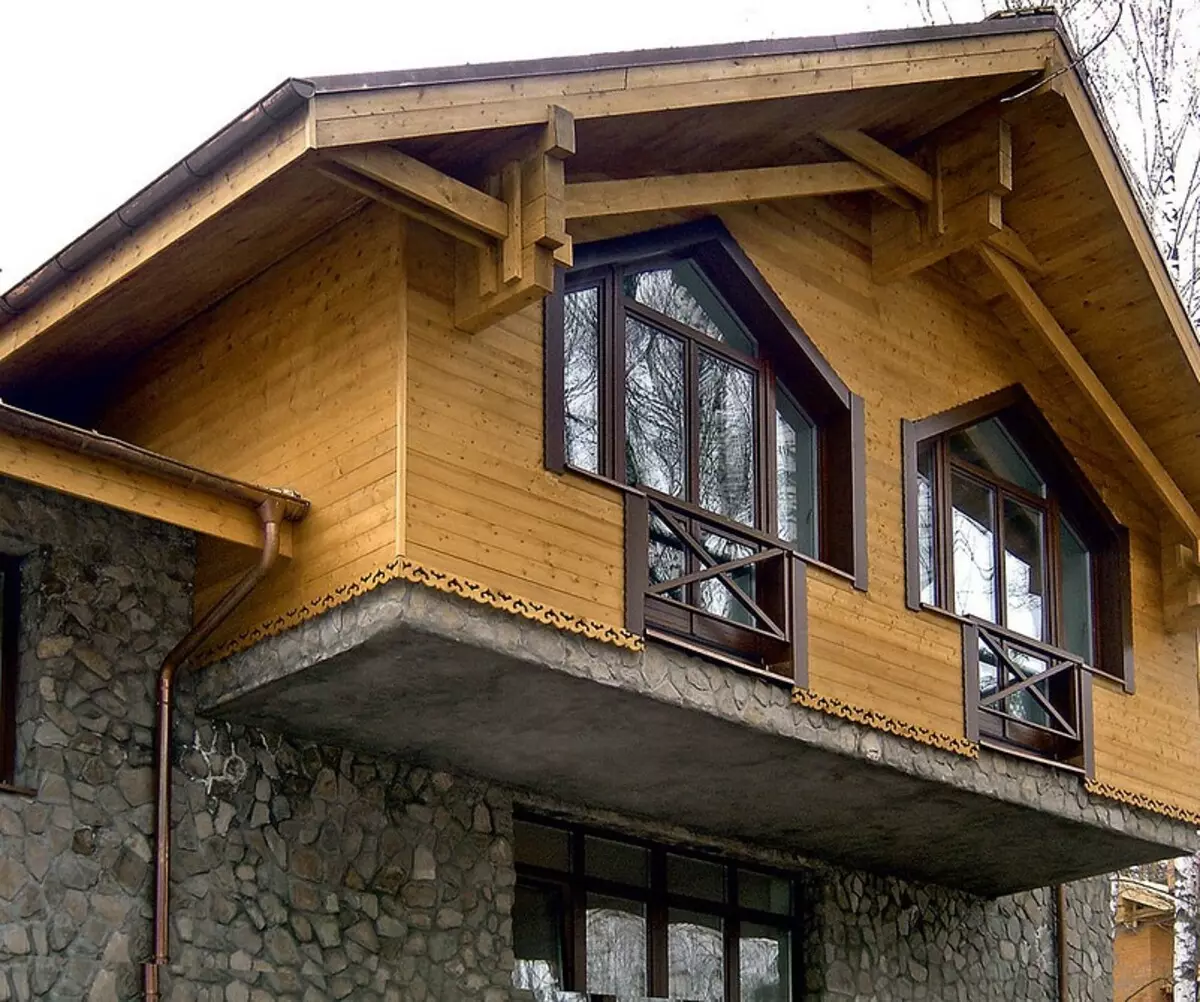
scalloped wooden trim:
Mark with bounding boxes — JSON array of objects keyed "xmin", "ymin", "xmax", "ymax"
[
  {"xmin": 1084, "ymin": 779, "xmax": 1200, "ymax": 827},
  {"xmin": 199, "ymin": 555, "xmax": 644, "ymax": 665},
  {"xmin": 791, "ymin": 687, "xmax": 979, "ymax": 758}
]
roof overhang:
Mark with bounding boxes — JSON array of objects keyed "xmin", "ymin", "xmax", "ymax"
[
  {"xmin": 0, "ymin": 402, "xmax": 308, "ymax": 552},
  {"xmin": 1, "ymin": 13, "xmax": 1197, "ymax": 547}
]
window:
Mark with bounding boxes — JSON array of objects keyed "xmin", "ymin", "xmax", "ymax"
[
  {"xmin": 545, "ymin": 220, "xmax": 866, "ymax": 589},
  {"xmin": 512, "ymin": 815, "xmax": 798, "ymax": 1001},
  {"xmin": 903, "ymin": 386, "xmax": 1133, "ymax": 689},
  {"xmin": 0, "ymin": 555, "xmax": 21, "ymax": 785}
]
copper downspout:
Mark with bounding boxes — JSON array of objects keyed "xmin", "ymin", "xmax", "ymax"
[
  {"xmin": 1056, "ymin": 883, "xmax": 1070, "ymax": 1002},
  {"xmin": 143, "ymin": 499, "xmax": 284, "ymax": 1001}
]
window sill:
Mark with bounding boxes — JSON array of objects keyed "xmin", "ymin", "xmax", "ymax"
[
  {"xmin": 915, "ymin": 602, "xmax": 1133, "ymax": 694},
  {"xmin": 0, "ymin": 781, "xmax": 36, "ymax": 798}
]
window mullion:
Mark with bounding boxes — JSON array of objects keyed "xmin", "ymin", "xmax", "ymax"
[
  {"xmin": 649, "ymin": 847, "xmax": 669, "ymax": 997},
  {"xmin": 995, "ymin": 487, "xmax": 1007, "ymax": 628},
  {"xmin": 726, "ymin": 866, "xmax": 740, "ymax": 1002},
  {"xmin": 759, "ymin": 361, "xmax": 775, "ymax": 536},
  {"xmin": 609, "ymin": 267, "xmax": 627, "ymax": 483}
]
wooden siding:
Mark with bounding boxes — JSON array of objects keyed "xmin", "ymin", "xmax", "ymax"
[
  {"xmin": 403, "ymin": 223, "xmax": 625, "ymax": 623},
  {"xmin": 98, "ymin": 190, "xmax": 1199, "ymax": 817},
  {"xmin": 103, "ymin": 203, "xmax": 406, "ymax": 652},
  {"xmin": 718, "ymin": 198, "xmax": 1199, "ymax": 815}
]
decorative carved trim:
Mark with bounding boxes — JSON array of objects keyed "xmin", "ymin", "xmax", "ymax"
[
  {"xmin": 791, "ymin": 687, "xmax": 979, "ymax": 758},
  {"xmin": 1085, "ymin": 779, "xmax": 1200, "ymax": 827},
  {"xmin": 200, "ymin": 555, "xmax": 644, "ymax": 665}
]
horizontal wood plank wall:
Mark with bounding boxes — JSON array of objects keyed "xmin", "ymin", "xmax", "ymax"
[
  {"xmin": 102, "ymin": 204, "xmax": 405, "ymax": 652},
  {"xmin": 720, "ymin": 198, "xmax": 1200, "ymax": 815},
  {"xmin": 403, "ymin": 223, "xmax": 626, "ymax": 624}
]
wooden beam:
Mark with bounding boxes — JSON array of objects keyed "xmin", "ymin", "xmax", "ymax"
[
  {"xmin": 978, "ymin": 243, "xmax": 1200, "ymax": 543},
  {"xmin": 0, "ymin": 431, "xmax": 293, "ymax": 555},
  {"xmin": 315, "ymin": 163, "xmax": 494, "ymax": 248},
  {"xmin": 826, "ymin": 128, "xmax": 1040, "ymax": 273},
  {"xmin": 986, "ymin": 226, "xmax": 1045, "ymax": 275},
  {"xmin": 820, "ymin": 130, "xmax": 935, "ymax": 202},
  {"xmin": 328, "ymin": 147, "xmax": 509, "ymax": 240},
  {"xmin": 874, "ymin": 192, "xmax": 1002, "ymax": 283},
  {"xmin": 567, "ymin": 161, "xmax": 894, "ymax": 219}
]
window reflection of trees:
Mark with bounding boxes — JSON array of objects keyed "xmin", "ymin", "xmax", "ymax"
[
  {"xmin": 626, "ymin": 318, "xmax": 686, "ymax": 497},
  {"xmin": 564, "ymin": 288, "xmax": 601, "ymax": 472}
]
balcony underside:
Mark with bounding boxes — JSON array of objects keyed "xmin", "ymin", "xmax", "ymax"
[{"xmin": 197, "ymin": 581, "xmax": 1196, "ymax": 898}]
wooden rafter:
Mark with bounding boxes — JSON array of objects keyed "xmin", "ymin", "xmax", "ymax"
[
  {"xmin": 978, "ymin": 243, "xmax": 1200, "ymax": 546},
  {"xmin": 565, "ymin": 161, "xmax": 894, "ymax": 219},
  {"xmin": 328, "ymin": 147, "xmax": 509, "ymax": 238}
]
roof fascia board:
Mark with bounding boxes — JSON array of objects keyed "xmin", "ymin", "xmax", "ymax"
[
  {"xmin": 309, "ymin": 16, "xmax": 1062, "ymax": 94},
  {"xmin": 311, "ymin": 30, "xmax": 1058, "ymax": 149}
]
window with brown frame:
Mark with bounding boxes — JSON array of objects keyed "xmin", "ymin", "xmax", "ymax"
[
  {"xmin": 902, "ymin": 386, "xmax": 1133, "ymax": 691},
  {"xmin": 544, "ymin": 221, "xmax": 866, "ymax": 675},
  {"xmin": 511, "ymin": 814, "xmax": 801, "ymax": 1001},
  {"xmin": 0, "ymin": 555, "xmax": 22, "ymax": 786}
]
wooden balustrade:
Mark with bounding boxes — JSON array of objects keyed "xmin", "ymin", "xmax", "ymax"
[
  {"xmin": 963, "ymin": 618, "xmax": 1094, "ymax": 775},
  {"xmin": 625, "ymin": 490, "xmax": 806, "ymax": 683}
]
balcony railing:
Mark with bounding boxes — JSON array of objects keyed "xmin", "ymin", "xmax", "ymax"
[
  {"xmin": 625, "ymin": 490, "xmax": 806, "ymax": 682},
  {"xmin": 962, "ymin": 618, "xmax": 1094, "ymax": 775}
]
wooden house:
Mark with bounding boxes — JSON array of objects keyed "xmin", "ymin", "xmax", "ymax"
[{"xmin": 0, "ymin": 10, "xmax": 1196, "ymax": 1000}]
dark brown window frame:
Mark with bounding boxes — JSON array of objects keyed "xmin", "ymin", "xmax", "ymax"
[
  {"xmin": 513, "ymin": 812, "xmax": 803, "ymax": 1001},
  {"xmin": 544, "ymin": 218, "xmax": 868, "ymax": 591},
  {"xmin": 0, "ymin": 554, "xmax": 22, "ymax": 786},
  {"xmin": 901, "ymin": 385, "xmax": 1134, "ymax": 692}
]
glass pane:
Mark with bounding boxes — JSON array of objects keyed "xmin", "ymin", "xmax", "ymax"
[
  {"xmin": 951, "ymin": 473, "xmax": 997, "ymax": 622},
  {"xmin": 624, "ymin": 259, "xmax": 756, "ymax": 355},
  {"xmin": 668, "ymin": 908, "xmax": 724, "ymax": 1002},
  {"xmin": 585, "ymin": 835, "xmax": 649, "ymax": 887},
  {"xmin": 916, "ymin": 440, "xmax": 937, "ymax": 605},
  {"xmin": 738, "ymin": 871, "xmax": 791, "ymax": 916},
  {"xmin": 699, "ymin": 352, "xmax": 756, "ymax": 526},
  {"xmin": 514, "ymin": 819, "xmax": 570, "ymax": 872},
  {"xmin": 776, "ymin": 387, "xmax": 817, "ymax": 556},
  {"xmin": 1059, "ymin": 516, "xmax": 1095, "ymax": 663},
  {"xmin": 587, "ymin": 894, "xmax": 647, "ymax": 997},
  {"xmin": 563, "ymin": 287, "xmax": 601, "ymax": 472},
  {"xmin": 625, "ymin": 317, "xmax": 686, "ymax": 496},
  {"xmin": 698, "ymin": 529, "xmax": 756, "ymax": 626},
  {"xmin": 948, "ymin": 417, "xmax": 1045, "ymax": 497},
  {"xmin": 667, "ymin": 853, "xmax": 726, "ymax": 903},
  {"xmin": 1003, "ymin": 498, "xmax": 1046, "ymax": 642},
  {"xmin": 513, "ymin": 883, "xmax": 565, "ymax": 993},
  {"xmin": 649, "ymin": 512, "xmax": 687, "ymax": 602},
  {"xmin": 741, "ymin": 921, "xmax": 791, "ymax": 1002},
  {"xmin": 1006, "ymin": 649, "xmax": 1052, "ymax": 728}
]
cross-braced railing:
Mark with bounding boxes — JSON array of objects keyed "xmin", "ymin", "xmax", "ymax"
[
  {"xmin": 963, "ymin": 618, "xmax": 1094, "ymax": 775},
  {"xmin": 625, "ymin": 490, "xmax": 806, "ymax": 682}
]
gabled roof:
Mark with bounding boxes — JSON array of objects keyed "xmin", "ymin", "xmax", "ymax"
[{"xmin": 2, "ymin": 11, "xmax": 1199, "ymax": 530}]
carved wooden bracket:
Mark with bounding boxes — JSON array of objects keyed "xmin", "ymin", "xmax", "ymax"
[{"xmin": 316, "ymin": 105, "xmax": 575, "ymax": 335}]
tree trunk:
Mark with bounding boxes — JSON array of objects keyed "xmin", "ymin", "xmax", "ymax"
[{"xmin": 1175, "ymin": 855, "xmax": 1198, "ymax": 1002}]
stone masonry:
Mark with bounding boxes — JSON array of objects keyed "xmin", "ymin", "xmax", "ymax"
[{"xmin": 0, "ymin": 475, "xmax": 1119, "ymax": 1000}]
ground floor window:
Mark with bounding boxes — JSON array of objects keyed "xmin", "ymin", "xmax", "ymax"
[{"xmin": 512, "ymin": 815, "xmax": 798, "ymax": 1001}]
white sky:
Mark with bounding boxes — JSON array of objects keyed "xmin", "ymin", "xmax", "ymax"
[{"xmin": 0, "ymin": 0, "xmax": 952, "ymax": 290}]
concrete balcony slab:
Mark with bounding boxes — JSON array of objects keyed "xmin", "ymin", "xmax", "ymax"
[{"xmin": 195, "ymin": 580, "xmax": 1197, "ymax": 897}]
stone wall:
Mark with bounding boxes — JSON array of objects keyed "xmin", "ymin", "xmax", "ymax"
[
  {"xmin": 0, "ymin": 479, "xmax": 194, "ymax": 1001},
  {"xmin": 806, "ymin": 870, "xmax": 1111, "ymax": 1001},
  {"xmin": 0, "ymin": 477, "xmax": 1116, "ymax": 1001}
]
